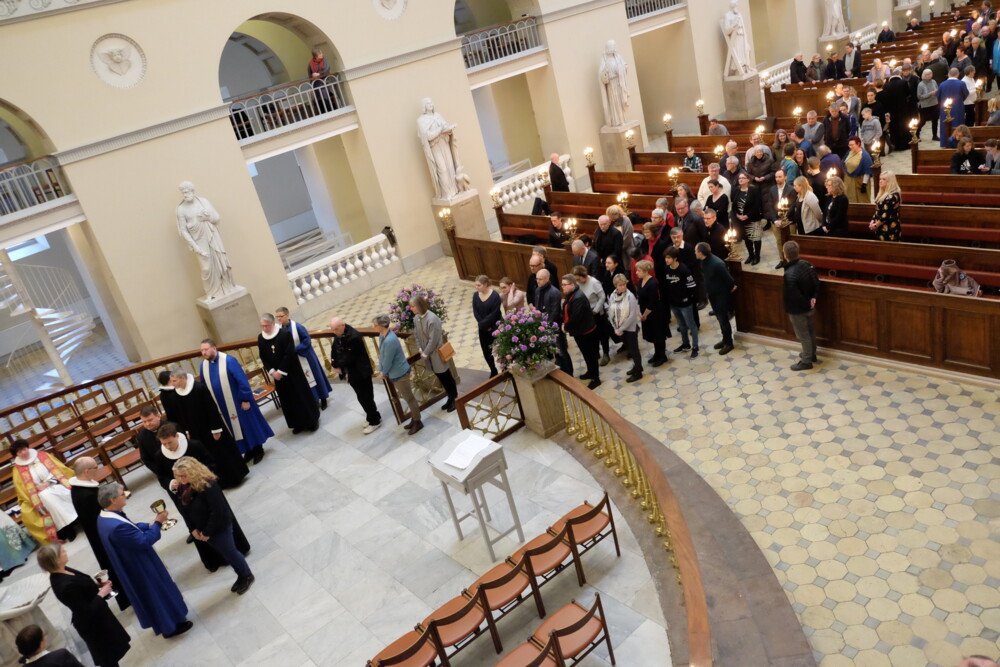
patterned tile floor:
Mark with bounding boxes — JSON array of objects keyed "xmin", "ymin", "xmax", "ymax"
[{"xmin": 309, "ymin": 256, "xmax": 1000, "ymax": 667}]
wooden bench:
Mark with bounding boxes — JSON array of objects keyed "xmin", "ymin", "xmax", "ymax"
[
  {"xmin": 663, "ymin": 133, "xmax": 775, "ymax": 155},
  {"xmin": 894, "ymin": 174, "xmax": 1000, "ymax": 207},
  {"xmin": 498, "ymin": 213, "xmax": 600, "ymax": 244},
  {"xmin": 547, "ymin": 190, "xmax": 667, "ymax": 218},
  {"xmin": 587, "ymin": 164, "xmax": 705, "ymax": 196},
  {"xmin": 848, "ymin": 203, "xmax": 1000, "ymax": 249},
  {"xmin": 694, "ymin": 115, "xmax": 803, "ymax": 136},
  {"xmin": 447, "ymin": 229, "xmax": 573, "ymax": 287},
  {"xmin": 630, "ymin": 148, "xmax": 719, "ymax": 170},
  {"xmin": 764, "ymin": 77, "xmax": 867, "ymax": 117}
]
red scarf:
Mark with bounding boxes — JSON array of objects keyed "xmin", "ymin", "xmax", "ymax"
[
  {"xmin": 15, "ymin": 451, "xmax": 69, "ymax": 543},
  {"xmin": 309, "ymin": 58, "xmax": 325, "ymax": 76}
]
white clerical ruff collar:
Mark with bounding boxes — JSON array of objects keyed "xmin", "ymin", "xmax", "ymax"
[
  {"xmin": 69, "ymin": 478, "xmax": 99, "ymax": 488},
  {"xmin": 161, "ymin": 433, "xmax": 189, "ymax": 460},
  {"xmin": 260, "ymin": 326, "xmax": 280, "ymax": 340},
  {"xmin": 14, "ymin": 449, "xmax": 38, "ymax": 466},
  {"xmin": 99, "ymin": 510, "xmax": 133, "ymax": 526},
  {"xmin": 174, "ymin": 374, "xmax": 195, "ymax": 397}
]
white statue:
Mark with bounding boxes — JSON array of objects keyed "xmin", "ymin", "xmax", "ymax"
[
  {"xmin": 598, "ymin": 40, "xmax": 630, "ymax": 128},
  {"xmin": 417, "ymin": 98, "xmax": 470, "ymax": 200},
  {"xmin": 721, "ymin": 0, "xmax": 755, "ymax": 78},
  {"xmin": 822, "ymin": 0, "xmax": 849, "ymax": 38},
  {"xmin": 99, "ymin": 47, "xmax": 132, "ymax": 76},
  {"xmin": 175, "ymin": 182, "xmax": 238, "ymax": 300}
]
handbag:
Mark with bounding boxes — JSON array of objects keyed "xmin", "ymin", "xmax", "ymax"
[{"xmin": 437, "ymin": 341, "xmax": 455, "ymax": 363}]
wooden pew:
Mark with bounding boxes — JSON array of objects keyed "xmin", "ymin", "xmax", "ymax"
[
  {"xmin": 446, "ymin": 229, "xmax": 573, "ymax": 286},
  {"xmin": 497, "ymin": 213, "xmax": 599, "ymax": 244},
  {"xmin": 793, "ymin": 237, "xmax": 1000, "ymax": 293},
  {"xmin": 587, "ymin": 164, "xmax": 705, "ymax": 195},
  {"xmin": 630, "ymin": 148, "xmax": 718, "ymax": 171},
  {"xmin": 894, "ymin": 174, "xmax": 1000, "ymax": 206},
  {"xmin": 546, "ymin": 191, "xmax": 667, "ymax": 218},
  {"xmin": 663, "ymin": 133, "xmax": 775, "ymax": 154},
  {"xmin": 694, "ymin": 115, "xmax": 775, "ymax": 135},
  {"xmin": 847, "ymin": 203, "xmax": 1000, "ymax": 249},
  {"xmin": 764, "ymin": 78, "xmax": 867, "ymax": 117}
]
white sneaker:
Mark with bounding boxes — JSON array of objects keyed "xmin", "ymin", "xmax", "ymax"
[{"xmin": 362, "ymin": 423, "xmax": 382, "ymax": 435}]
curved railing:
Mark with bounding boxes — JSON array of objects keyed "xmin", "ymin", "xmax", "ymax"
[
  {"xmin": 0, "ymin": 156, "xmax": 70, "ymax": 217},
  {"xmin": 625, "ymin": 0, "xmax": 684, "ymax": 21},
  {"xmin": 0, "ymin": 328, "xmax": 446, "ymax": 440},
  {"xmin": 226, "ymin": 74, "xmax": 350, "ymax": 140},
  {"xmin": 460, "ymin": 17, "xmax": 543, "ymax": 71},
  {"xmin": 456, "ymin": 369, "xmax": 712, "ymax": 665}
]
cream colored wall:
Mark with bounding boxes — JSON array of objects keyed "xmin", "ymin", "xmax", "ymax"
[
  {"xmin": 525, "ymin": 66, "xmax": 570, "ymax": 159},
  {"xmin": 632, "ymin": 21, "xmax": 702, "ymax": 136},
  {"xmin": 311, "ymin": 134, "xmax": 372, "ymax": 243},
  {"xmin": 235, "ymin": 20, "xmax": 312, "ymax": 83},
  {"xmin": 459, "ymin": 0, "xmax": 513, "ymax": 31},
  {"xmin": 62, "ymin": 119, "xmax": 294, "ymax": 359},
  {"xmin": 0, "ymin": 107, "xmax": 49, "ymax": 158},
  {"xmin": 491, "ymin": 76, "xmax": 545, "ymax": 168},
  {"xmin": 749, "ymin": 0, "xmax": 773, "ymax": 67}
]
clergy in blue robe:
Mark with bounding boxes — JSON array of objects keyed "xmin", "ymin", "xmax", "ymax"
[
  {"xmin": 938, "ymin": 70, "xmax": 971, "ymax": 147},
  {"xmin": 96, "ymin": 483, "xmax": 191, "ymax": 638},
  {"xmin": 276, "ymin": 307, "xmax": 331, "ymax": 409},
  {"xmin": 199, "ymin": 338, "xmax": 274, "ymax": 464}
]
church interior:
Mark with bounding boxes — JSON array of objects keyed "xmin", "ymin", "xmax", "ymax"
[{"xmin": 0, "ymin": 0, "xmax": 998, "ymax": 666}]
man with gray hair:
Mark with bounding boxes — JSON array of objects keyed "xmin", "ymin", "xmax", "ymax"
[
  {"xmin": 258, "ymin": 312, "xmax": 320, "ymax": 435},
  {"xmin": 698, "ymin": 162, "xmax": 731, "ymax": 204},
  {"xmin": 800, "ymin": 111, "xmax": 825, "ymax": 145},
  {"xmin": 70, "ymin": 457, "xmax": 129, "ymax": 609},
  {"xmin": 97, "ymin": 482, "xmax": 192, "ymax": 638},
  {"xmin": 533, "ymin": 268, "xmax": 571, "ymax": 374},
  {"xmin": 716, "ymin": 141, "xmax": 740, "ymax": 171},
  {"xmin": 571, "ymin": 239, "xmax": 601, "ymax": 277}
]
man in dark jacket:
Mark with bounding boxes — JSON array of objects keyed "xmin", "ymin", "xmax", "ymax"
[
  {"xmin": 790, "ymin": 54, "xmax": 808, "ymax": 84},
  {"xmin": 548, "ymin": 213, "xmax": 570, "ymax": 249},
  {"xmin": 547, "ymin": 153, "xmax": 570, "ymax": 192},
  {"xmin": 526, "ymin": 248, "xmax": 558, "ymax": 305},
  {"xmin": 843, "ymin": 43, "xmax": 862, "ymax": 78},
  {"xmin": 782, "ymin": 241, "xmax": 820, "ymax": 371},
  {"xmin": 330, "ymin": 317, "xmax": 381, "ymax": 433},
  {"xmin": 661, "ymin": 247, "xmax": 699, "ymax": 358},
  {"xmin": 824, "ymin": 53, "xmax": 846, "ymax": 80},
  {"xmin": 767, "ymin": 168, "xmax": 798, "ymax": 270},
  {"xmin": 696, "ymin": 242, "xmax": 735, "ymax": 354},
  {"xmin": 823, "ymin": 104, "xmax": 851, "ymax": 157},
  {"xmin": 571, "ymin": 239, "xmax": 601, "ymax": 278},
  {"xmin": 592, "ymin": 215, "xmax": 622, "ymax": 274},
  {"xmin": 560, "ymin": 274, "xmax": 600, "ymax": 389},
  {"xmin": 534, "ymin": 269, "xmax": 571, "ymax": 375}
]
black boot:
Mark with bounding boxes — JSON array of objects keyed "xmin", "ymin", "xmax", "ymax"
[
  {"xmin": 752, "ymin": 241, "xmax": 762, "ymax": 265},
  {"xmin": 743, "ymin": 238, "xmax": 753, "ymax": 264}
]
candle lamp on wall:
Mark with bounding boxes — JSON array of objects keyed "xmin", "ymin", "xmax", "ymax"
[
  {"xmin": 438, "ymin": 207, "xmax": 454, "ymax": 231},
  {"xmin": 616, "ymin": 192, "xmax": 630, "ymax": 214},
  {"xmin": 625, "ymin": 129, "xmax": 636, "ymax": 148},
  {"xmin": 584, "ymin": 147, "xmax": 595, "ymax": 166},
  {"xmin": 724, "ymin": 227, "xmax": 741, "ymax": 262},
  {"xmin": 696, "ymin": 99, "xmax": 705, "ymax": 115}
]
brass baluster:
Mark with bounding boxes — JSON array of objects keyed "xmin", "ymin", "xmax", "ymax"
[
  {"xmin": 560, "ymin": 388, "xmax": 576, "ymax": 435},
  {"xmin": 586, "ymin": 407, "xmax": 604, "ymax": 455}
]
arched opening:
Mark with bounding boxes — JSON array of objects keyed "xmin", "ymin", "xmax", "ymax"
[
  {"xmin": 0, "ymin": 99, "xmax": 69, "ymax": 216},
  {"xmin": 217, "ymin": 15, "xmax": 381, "ymax": 272}
]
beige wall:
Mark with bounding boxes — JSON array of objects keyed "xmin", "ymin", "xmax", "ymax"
[
  {"xmin": 235, "ymin": 20, "xmax": 313, "ymax": 84},
  {"xmin": 312, "ymin": 134, "xmax": 373, "ymax": 242},
  {"xmin": 686, "ymin": 0, "xmax": 757, "ymax": 119},
  {"xmin": 632, "ymin": 20, "xmax": 702, "ymax": 136},
  {"xmin": 491, "ymin": 75, "xmax": 545, "ymax": 168}
]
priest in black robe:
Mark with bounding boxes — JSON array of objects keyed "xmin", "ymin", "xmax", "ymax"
[
  {"xmin": 156, "ymin": 370, "xmax": 181, "ymax": 424},
  {"xmin": 168, "ymin": 369, "xmax": 249, "ymax": 489},
  {"xmin": 155, "ymin": 422, "xmax": 249, "ymax": 572},
  {"xmin": 68, "ymin": 457, "xmax": 131, "ymax": 611},
  {"xmin": 257, "ymin": 312, "xmax": 320, "ymax": 434}
]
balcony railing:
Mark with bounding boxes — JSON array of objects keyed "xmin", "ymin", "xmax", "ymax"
[
  {"xmin": 0, "ymin": 157, "xmax": 71, "ymax": 217},
  {"xmin": 625, "ymin": 0, "xmax": 683, "ymax": 20},
  {"xmin": 227, "ymin": 74, "xmax": 350, "ymax": 141},
  {"xmin": 460, "ymin": 17, "xmax": 544, "ymax": 71},
  {"xmin": 287, "ymin": 233, "xmax": 399, "ymax": 305},
  {"xmin": 490, "ymin": 154, "xmax": 571, "ymax": 210}
]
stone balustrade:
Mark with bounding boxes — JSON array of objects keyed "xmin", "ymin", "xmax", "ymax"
[{"xmin": 489, "ymin": 154, "xmax": 571, "ymax": 209}]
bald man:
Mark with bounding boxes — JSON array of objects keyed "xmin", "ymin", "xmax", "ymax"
[
  {"xmin": 548, "ymin": 152, "xmax": 570, "ymax": 192},
  {"xmin": 70, "ymin": 457, "xmax": 130, "ymax": 609},
  {"xmin": 533, "ymin": 269, "xmax": 572, "ymax": 375},
  {"xmin": 330, "ymin": 316, "xmax": 381, "ymax": 434}
]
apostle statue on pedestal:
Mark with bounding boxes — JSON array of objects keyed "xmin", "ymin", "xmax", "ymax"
[
  {"xmin": 598, "ymin": 40, "xmax": 630, "ymax": 127},
  {"xmin": 822, "ymin": 0, "xmax": 849, "ymax": 39},
  {"xmin": 175, "ymin": 182, "xmax": 238, "ymax": 300},
  {"xmin": 417, "ymin": 99, "xmax": 471, "ymax": 200},
  {"xmin": 721, "ymin": 0, "xmax": 756, "ymax": 78}
]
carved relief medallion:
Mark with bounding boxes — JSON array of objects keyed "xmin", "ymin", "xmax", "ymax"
[
  {"xmin": 90, "ymin": 33, "xmax": 146, "ymax": 88},
  {"xmin": 373, "ymin": 0, "xmax": 406, "ymax": 20}
]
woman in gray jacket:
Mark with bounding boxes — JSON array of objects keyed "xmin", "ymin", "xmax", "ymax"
[
  {"xmin": 793, "ymin": 176, "xmax": 823, "ymax": 235},
  {"xmin": 606, "ymin": 274, "xmax": 642, "ymax": 382},
  {"xmin": 410, "ymin": 294, "xmax": 458, "ymax": 412},
  {"xmin": 916, "ymin": 69, "xmax": 940, "ymax": 141}
]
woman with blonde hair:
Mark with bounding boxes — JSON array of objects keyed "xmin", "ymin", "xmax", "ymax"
[
  {"xmin": 823, "ymin": 176, "xmax": 849, "ymax": 236},
  {"xmin": 497, "ymin": 277, "xmax": 525, "ymax": 314},
  {"xmin": 987, "ymin": 96, "xmax": 1000, "ymax": 125},
  {"xmin": 170, "ymin": 457, "xmax": 254, "ymax": 595},
  {"xmin": 869, "ymin": 171, "xmax": 902, "ymax": 241},
  {"xmin": 793, "ymin": 176, "xmax": 823, "ymax": 236}
]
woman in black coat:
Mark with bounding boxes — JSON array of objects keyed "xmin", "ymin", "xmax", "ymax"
[
  {"xmin": 37, "ymin": 545, "xmax": 130, "ymax": 667},
  {"xmin": 471, "ymin": 275, "xmax": 502, "ymax": 377},
  {"xmin": 823, "ymin": 176, "xmax": 850, "ymax": 237},
  {"xmin": 172, "ymin": 456, "xmax": 255, "ymax": 595},
  {"xmin": 16, "ymin": 625, "xmax": 84, "ymax": 667},
  {"xmin": 635, "ymin": 260, "xmax": 667, "ymax": 367},
  {"xmin": 731, "ymin": 172, "xmax": 764, "ymax": 265}
]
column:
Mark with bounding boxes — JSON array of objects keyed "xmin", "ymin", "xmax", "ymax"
[{"xmin": 294, "ymin": 144, "xmax": 342, "ymax": 238}]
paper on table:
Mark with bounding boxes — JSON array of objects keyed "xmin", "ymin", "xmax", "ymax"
[{"xmin": 443, "ymin": 435, "xmax": 490, "ymax": 470}]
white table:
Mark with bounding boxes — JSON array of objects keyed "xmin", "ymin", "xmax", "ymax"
[
  {"xmin": 429, "ymin": 431, "xmax": 525, "ymax": 562},
  {"xmin": 0, "ymin": 573, "xmax": 64, "ymax": 667}
]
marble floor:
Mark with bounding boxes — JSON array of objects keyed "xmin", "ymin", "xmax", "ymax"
[
  {"xmin": 10, "ymin": 381, "xmax": 669, "ymax": 667},
  {"xmin": 306, "ymin": 256, "xmax": 1000, "ymax": 667}
]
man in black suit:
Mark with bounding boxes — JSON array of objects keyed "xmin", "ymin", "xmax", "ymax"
[
  {"xmin": 843, "ymin": 43, "xmax": 862, "ymax": 79},
  {"xmin": 970, "ymin": 37, "xmax": 989, "ymax": 81},
  {"xmin": 534, "ymin": 269, "xmax": 571, "ymax": 374},
  {"xmin": 571, "ymin": 239, "xmax": 601, "ymax": 277},
  {"xmin": 547, "ymin": 153, "xmax": 570, "ymax": 192},
  {"xmin": 824, "ymin": 52, "xmax": 846, "ymax": 80},
  {"xmin": 526, "ymin": 247, "xmax": 558, "ymax": 305},
  {"xmin": 330, "ymin": 317, "xmax": 379, "ymax": 433},
  {"xmin": 670, "ymin": 227, "xmax": 704, "ymax": 318},
  {"xmin": 591, "ymin": 215, "xmax": 622, "ymax": 276},
  {"xmin": 766, "ymin": 168, "xmax": 798, "ymax": 270},
  {"xmin": 790, "ymin": 53, "xmax": 808, "ymax": 84},
  {"xmin": 560, "ymin": 274, "xmax": 600, "ymax": 389}
]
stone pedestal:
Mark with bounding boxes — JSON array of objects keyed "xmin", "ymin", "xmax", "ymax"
[
  {"xmin": 196, "ymin": 286, "xmax": 259, "ymax": 343},
  {"xmin": 511, "ymin": 367, "xmax": 567, "ymax": 437},
  {"xmin": 432, "ymin": 189, "xmax": 489, "ymax": 257},
  {"xmin": 722, "ymin": 74, "xmax": 764, "ymax": 120},
  {"xmin": 599, "ymin": 120, "xmax": 642, "ymax": 172}
]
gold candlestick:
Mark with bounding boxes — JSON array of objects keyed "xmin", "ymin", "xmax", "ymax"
[
  {"xmin": 695, "ymin": 99, "xmax": 705, "ymax": 115},
  {"xmin": 667, "ymin": 168, "xmax": 679, "ymax": 189},
  {"xmin": 625, "ymin": 130, "xmax": 636, "ymax": 148},
  {"xmin": 944, "ymin": 99, "xmax": 954, "ymax": 124},
  {"xmin": 584, "ymin": 147, "xmax": 595, "ymax": 166},
  {"xmin": 908, "ymin": 118, "xmax": 919, "ymax": 144},
  {"xmin": 662, "ymin": 113, "xmax": 672, "ymax": 132},
  {"xmin": 724, "ymin": 227, "xmax": 741, "ymax": 262},
  {"xmin": 870, "ymin": 140, "xmax": 881, "ymax": 168}
]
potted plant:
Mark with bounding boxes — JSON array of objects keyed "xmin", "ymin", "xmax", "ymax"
[{"xmin": 491, "ymin": 306, "xmax": 559, "ymax": 381}]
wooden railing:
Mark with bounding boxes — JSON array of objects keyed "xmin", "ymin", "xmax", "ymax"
[{"xmin": 455, "ymin": 372, "xmax": 524, "ymax": 441}]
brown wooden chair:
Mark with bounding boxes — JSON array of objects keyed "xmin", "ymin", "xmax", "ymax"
[
  {"xmin": 466, "ymin": 556, "xmax": 544, "ymax": 623},
  {"xmin": 366, "ymin": 626, "xmax": 440, "ymax": 667},
  {"xmin": 422, "ymin": 591, "xmax": 500, "ymax": 663},
  {"xmin": 102, "ymin": 430, "xmax": 145, "ymax": 482},
  {"xmin": 51, "ymin": 429, "xmax": 96, "ymax": 463},
  {"xmin": 509, "ymin": 525, "xmax": 582, "ymax": 613},
  {"xmin": 493, "ymin": 635, "xmax": 558, "ymax": 667},
  {"xmin": 120, "ymin": 400, "xmax": 156, "ymax": 429},
  {"xmin": 37, "ymin": 404, "xmax": 82, "ymax": 441},
  {"xmin": 247, "ymin": 368, "xmax": 280, "ymax": 410},
  {"xmin": 71, "ymin": 447, "xmax": 122, "ymax": 486},
  {"xmin": 548, "ymin": 492, "xmax": 620, "ymax": 584},
  {"xmin": 3, "ymin": 418, "xmax": 50, "ymax": 449},
  {"xmin": 73, "ymin": 388, "xmax": 113, "ymax": 424},
  {"xmin": 531, "ymin": 595, "xmax": 615, "ymax": 666}
]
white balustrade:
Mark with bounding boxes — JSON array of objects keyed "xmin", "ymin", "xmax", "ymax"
[
  {"xmin": 490, "ymin": 154, "xmax": 571, "ymax": 210},
  {"xmin": 287, "ymin": 234, "xmax": 399, "ymax": 306},
  {"xmin": 0, "ymin": 157, "xmax": 70, "ymax": 217},
  {"xmin": 625, "ymin": 0, "xmax": 684, "ymax": 21},
  {"xmin": 853, "ymin": 24, "xmax": 879, "ymax": 50},
  {"xmin": 228, "ymin": 74, "xmax": 351, "ymax": 142},
  {"xmin": 761, "ymin": 58, "xmax": 794, "ymax": 92},
  {"xmin": 461, "ymin": 17, "xmax": 544, "ymax": 71}
]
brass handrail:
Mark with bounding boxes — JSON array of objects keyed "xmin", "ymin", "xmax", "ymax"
[{"xmin": 546, "ymin": 370, "xmax": 713, "ymax": 667}]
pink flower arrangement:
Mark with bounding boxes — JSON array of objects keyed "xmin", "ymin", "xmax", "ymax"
[
  {"xmin": 388, "ymin": 284, "xmax": 448, "ymax": 332},
  {"xmin": 491, "ymin": 306, "xmax": 558, "ymax": 373}
]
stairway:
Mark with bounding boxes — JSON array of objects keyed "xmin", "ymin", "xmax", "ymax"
[{"xmin": 0, "ymin": 250, "xmax": 95, "ymax": 394}]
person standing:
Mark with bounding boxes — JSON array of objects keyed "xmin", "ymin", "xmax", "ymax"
[
  {"xmin": 97, "ymin": 483, "xmax": 192, "ymax": 639},
  {"xmin": 696, "ymin": 242, "xmax": 736, "ymax": 355},
  {"xmin": 782, "ymin": 241, "xmax": 820, "ymax": 371},
  {"xmin": 869, "ymin": 171, "xmax": 902, "ymax": 241},
  {"xmin": 275, "ymin": 307, "xmax": 332, "ymax": 410},
  {"xmin": 171, "ymin": 457, "xmax": 254, "ymax": 595},
  {"xmin": 15, "ymin": 626, "xmax": 84, "ymax": 667},
  {"xmin": 498, "ymin": 277, "xmax": 525, "ymax": 314},
  {"xmin": 534, "ymin": 269, "xmax": 571, "ymax": 375},
  {"xmin": 471, "ymin": 275, "xmax": 502, "ymax": 377},
  {"xmin": 69, "ymin": 458, "xmax": 129, "ymax": 610},
  {"xmin": 258, "ymin": 313, "xmax": 321, "ymax": 435},
  {"xmin": 330, "ymin": 316, "xmax": 383, "ymax": 431},
  {"xmin": 843, "ymin": 137, "xmax": 873, "ymax": 203},
  {"xmin": 767, "ymin": 169, "xmax": 798, "ymax": 270},
  {"xmin": 525, "ymin": 248, "xmax": 558, "ymax": 305},
  {"xmin": 572, "ymin": 266, "xmax": 611, "ymax": 366},
  {"xmin": 822, "ymin": 177, "xmax": 850, "ymax": 236},
  {"xmin": 308, "ymin": 48, "xmax": 334, "ymax": 113},
  {"xmin": 607, "ymin": 274, "xmax": 642, "ymax": 382},
  {"xmin": 560, "ymin": 274, "xmax": 601, "ymax": 389},
  {"xmin": 662, "ymin": 247, "xmax": 699, "ymax": 359},
  {"xmin": 167, "ymin": 369, "xmax": 248, "ymax": 489},
  {"xmin": 547, "ymin": 153, "xmax": 570, "ymax": 191},
  {"xmin": 571, "ymin": 239, "xmax": 601, "ymax": 278},
  {"xmin": 37, "ymin": 544, "xmax": 130, "ymax": 667},
  {"xmin": 592, "ymin": 216, "xmax": 622, "ymax": 280},
  {"xmin": 372, "ymin": 314, "xmax": 423, "ymax": 435},
  {"xmin": 731, "ymin": 172, "xmax": 763, "ymax": 265},
  {"xmin": 11, "ymin": 440, "xmax": 77, "ymax": 544},
  {"xmin": 410, "ymin": 296, "xmax": 459, "ymax": 412},
  {"xmin": 200, "ymin": 339, "xmax": 274, "ymax": 465},
  {"xmin": 0, "ymin": 509, "xmax": 35, "ymax": 582},
  {"xmin": 938, "ymin": 68, "xmax": 971, "ymax": 147},
  {"xmin": 635, "ymin": 260, "xmax": 668, "ymax": 368}
]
